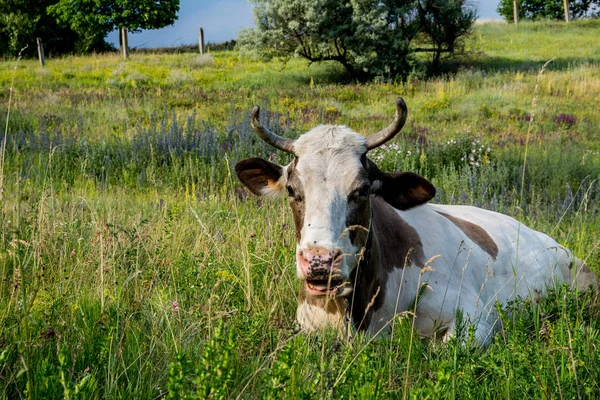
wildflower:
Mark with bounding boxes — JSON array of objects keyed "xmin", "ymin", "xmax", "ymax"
[
  {"xmin": 172, "ymin": 301, "xmax": 179, "ymax": 311},
  {"xmin": 70, "ymin": 249, "xmax": 76, "ymax": 256}
]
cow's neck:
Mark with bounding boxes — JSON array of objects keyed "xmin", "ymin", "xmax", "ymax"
[
  {"xmin": 345, "ymin": 203, "xmax": 383, "ymax": 331},
  {"xmin": 346, "ymin": 197, "xmax": 425, "ymax": 332}
]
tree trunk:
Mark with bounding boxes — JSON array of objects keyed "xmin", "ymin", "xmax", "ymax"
[
  {"xmin": 121, "ymin": 27, "xmax": 129, "ymax": 59},
  {"xmin": 563, "ymin": 0, "xmax": 570, "ymax": 22},
  {"xmin": 513, "ymin": 0, "xmax": 519, "ymax": 24}
]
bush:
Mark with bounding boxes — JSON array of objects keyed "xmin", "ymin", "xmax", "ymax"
[
  {"xmin": 238, "ymin": 0, "xmax": 477, "ymax": 80},
  {"xmin": 497, "ymin": 0, "xmax": 600, "ymax": 22}
]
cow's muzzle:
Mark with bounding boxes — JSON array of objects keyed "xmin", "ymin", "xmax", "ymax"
[{"xmin": 298, "ymin": 247, "xmax": 350, "ymax": 296}]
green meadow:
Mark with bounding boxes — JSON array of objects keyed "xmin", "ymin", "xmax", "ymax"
[{"xmin": 1, "ymin": 20, "xmax": 600, "ymax": 398}]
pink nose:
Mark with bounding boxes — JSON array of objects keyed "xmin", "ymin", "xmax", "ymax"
[{"xmin": 297, "ymin": 246, "xmax": 342, "ymax": 278}]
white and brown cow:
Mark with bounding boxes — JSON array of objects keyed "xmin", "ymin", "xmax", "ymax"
[{"xmin": 235, "ymin": 98, "xmax": 597, "ymax": 345}]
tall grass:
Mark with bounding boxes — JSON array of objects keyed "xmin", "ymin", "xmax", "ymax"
[{"xmin": 0, "ymin": 20, "xmax": 599, "ymax": 399}]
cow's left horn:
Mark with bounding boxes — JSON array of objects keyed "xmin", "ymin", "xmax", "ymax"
[
  {"xmin": 250, "ymin": 105, "xmax": 295, "ymax": 153},
  {"xmin": 365, "ymin": 97, "xmax": 408, "ymax": 150}
]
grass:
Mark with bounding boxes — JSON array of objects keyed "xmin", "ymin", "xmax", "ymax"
[{"xmin": 0, "ymin": 20, "xmax": 599, "ymax": 398}]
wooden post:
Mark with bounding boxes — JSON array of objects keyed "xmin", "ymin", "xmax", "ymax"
[
  {"xmin": 121, "ymin": 27, "xmax": 129, "ymax": 59},
  {"xmin": 199, "ymin": 27, "xmax": 205, "ymax": 55},
  {"xmin": 36, "ymin": 37, "xmax": 45, "ymax": 66},
  {"xmin": 513, "ymin": 0, "xmax": 519, "ymax": 24},
  {"xmin": 563, "ymin": 0, "xmax": 570, "ymax": 22}
]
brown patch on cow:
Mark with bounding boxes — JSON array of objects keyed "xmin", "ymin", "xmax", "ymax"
[
  {"xmin": 267, "ymin": 180, "xmax": 284, "ymax": 191},
  {"xmin": 372, "ymin": 197, "xmax": 426, "ymax": 270},
  {"xmin": 348, "ymin": 198, "xmax": 426, "ymax": 330},
  {"xmin": 345, "ymin": 192, "xmax": 371, "ymax": 246},
  {"xmin": 298, "ymin": 285, "xmax": 345, "ymax": 315},
  {"xmin": 435, "ymin": 211, "xmax": 499, "ymax": 260},
  {"xmin": 286, "ymin": 158, "xmax": 305, "ymax": 242},
  {"xmin": 235, "ymin": 158, "xmax": 284, "ymax": 196},
  {"xmin": 408, "ymin": 185, "xmax": 434, "ymax": 203},
  {"xmin": 365, "ymin": 158, "xmax": 435, "ymax": 210}
]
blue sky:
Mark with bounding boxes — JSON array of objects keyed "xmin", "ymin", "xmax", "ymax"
[{"xmin": 107, "ymin": 0, "xmax": 502, "ymax": 48}]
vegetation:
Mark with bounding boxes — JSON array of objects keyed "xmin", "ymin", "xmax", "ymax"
[
  {"xmin": 0, "ymin": 0, "xmax": 180, "ymax": 56},
  {"xmin": 49, "ymin": 0, "xmax": 181, "ymax": 53},
  {"xmin": 497, "ymin": 0, "xmax": 600, "ymax": 22},
  {"xmin": 237, "ymin": 0, "xmax": 476, "ymax": 79},
  {"xmin": 0, "ymin": 20, "xmax": 599, "ymax": 398},
  {"xmin": 0, "ymin": 0, "xmax": 104, "ymax": 56}
]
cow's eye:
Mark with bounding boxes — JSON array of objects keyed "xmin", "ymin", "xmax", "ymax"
[
  {"xmin": 358, "ymin": 184, "xmax": 371, "ymax": 197},
  {"xmin": 350, "ymin": 184, "xmax": 370, "ymax": 201},
  {"xmin": 286, "ymin": 186, "xmax": 295, "ymax": 198}
]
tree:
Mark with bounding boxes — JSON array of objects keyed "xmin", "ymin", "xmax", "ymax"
[
  {"xmin": 0, "ymin": 0, "xmax": 100, "ymax": 56},
  {"xmin": 497, "ymin": 0, "xmax": 600, "ymax": 22},
  {"xmin": 48, "ymin": 0, "xmax": 180, "ymax": 54},
  {"xmin": 415, "ymin": 0, "xmax": 477, "ymax": 71},
  {"xmin": 237, "ymin": 0, "xmax": 477, "ymax": 80}
]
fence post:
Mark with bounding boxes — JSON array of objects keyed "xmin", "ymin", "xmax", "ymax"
[
  {"xmin": 121, "ymin": 27, "xmax": 129, "ymax": 59},
  {"xmin": 199, "ymin": 27, "xmax": 205, "ymax": 55},
  {"xmin": 563, "ymin": 0, "xmax": 570, "ymax": 22},
  {"xmin": 513, "ymin": 0, "xmax": 519, "ymax": 24},
  {"xmin": 36, "ymin": 38, "xmax": 45, "ymax": 66}
]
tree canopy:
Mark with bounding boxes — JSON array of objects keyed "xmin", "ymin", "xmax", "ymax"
[
  {"xmin": 497, "ymin": 0, "xmax": 600, "ymax": 22},
  {"xmin": 0, "ymin": 0, "xmax": 180, "ymax": 56},
  {"xmin": 0, "ymin": 0, "xmax": 95, "ymax": 56},
  {"xmin": 237, "ymin": 0, "xmax": 477, "ymax": 80},
  {"xmin": 48, "ymin": 0, "xmax": 180, "ymax": 53}
]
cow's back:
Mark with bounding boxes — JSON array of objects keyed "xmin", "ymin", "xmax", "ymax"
[{"xmin": 370, "ymin": 201, "xmax": 597, "ymax": 342}]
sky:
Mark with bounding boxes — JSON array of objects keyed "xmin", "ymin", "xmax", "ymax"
[{"xmin": 106, "ymin": 0, "xmax": 502, "ymax": 49}]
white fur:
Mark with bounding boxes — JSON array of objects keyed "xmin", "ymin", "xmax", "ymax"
[
  {"xmin": 369, "ymin": 203, "xmax": 576, "ymax": 345},
  {"xmin": 292, "ymin": 126, "xmax": 368, "ymax": 280},
  {"xmin": 297, "ymin": 300, "xmax": 345, "ymax": 332}
]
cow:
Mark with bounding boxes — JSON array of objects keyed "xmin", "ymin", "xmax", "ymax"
[{"xmin": 235, "ymin": 98, "xmax": 597, "ymax": 345}]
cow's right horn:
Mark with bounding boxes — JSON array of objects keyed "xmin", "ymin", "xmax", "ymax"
[
  {"xmin": 250, "ymin": 106, "xmax": 295, "ymax": 153},
  {"xmin": 365, "ymin": 97, "xmax": 408, "ymax": 150}
]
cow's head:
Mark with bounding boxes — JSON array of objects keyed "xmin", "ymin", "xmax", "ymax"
[{"xmin": 235, "ymin": 98, "xmax": 435, "ymax": 298}]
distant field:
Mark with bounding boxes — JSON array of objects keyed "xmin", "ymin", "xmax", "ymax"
[{"xmin": 1, "ymin": 20, "xmax": 599, "ymax": 398}]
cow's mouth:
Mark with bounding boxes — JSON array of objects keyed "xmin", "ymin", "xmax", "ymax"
[{"xmin": 305, "ymin": 278, "xmax": 345, "ymax": 296}]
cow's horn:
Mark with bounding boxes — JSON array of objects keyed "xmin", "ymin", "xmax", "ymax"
[
  {"xmin": 365, "ymin": 97, "xmax": 408, "ymax": 150},
  {"xmin": 250, "ymin": 106, "xmax": 295, "ymax": 153}
]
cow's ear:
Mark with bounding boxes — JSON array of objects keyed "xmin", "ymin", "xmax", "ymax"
[
  {"xmin": 235, "ymin": 158, "xmax": 287, "ymax": 198},
  {"xmin": 369, "ymin": 164, "xmax": 435, "ymax": 210}
]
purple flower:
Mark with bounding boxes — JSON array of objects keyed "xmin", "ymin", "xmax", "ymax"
[{"xmin": 554, "ymin": 113, "xmax": 577, "ymax": 126}]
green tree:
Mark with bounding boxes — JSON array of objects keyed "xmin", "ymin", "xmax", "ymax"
[
  {"xmin": 237, "ymin": 0, "xmax": 476, "ymax": 80},
  {"xmin": 0, "ymin": 0, "xmax": 94, "ymax": 56},
  {"xmin": 497, "ymin": 0, "xmax": 600, "ymax": 22},
  {"xmin": 48, "ymin": 0, "xmax": 180, "ymax": 53}
]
